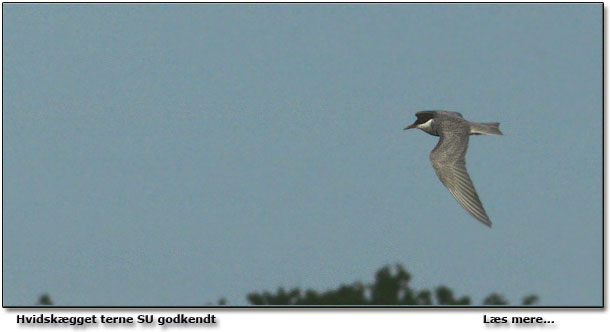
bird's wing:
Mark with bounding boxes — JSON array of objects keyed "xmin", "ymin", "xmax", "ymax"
[{"xmin": 429, "ymin": 129, "xmax": 492, "ymax": 226}]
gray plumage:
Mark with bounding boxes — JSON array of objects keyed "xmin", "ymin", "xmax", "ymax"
[{"xmin": 405, "ymin": 110, "xmax": 502, "ymax": 227}]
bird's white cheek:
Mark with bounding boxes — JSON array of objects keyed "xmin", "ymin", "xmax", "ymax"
[{"xmin": 417, "ymin": 119, "xmax": 434, "ymax": 130}]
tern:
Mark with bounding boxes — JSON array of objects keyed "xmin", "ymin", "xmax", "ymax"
[{"xmin": 404, "ymin": 111, "xmax": 502, "ymax": 227}]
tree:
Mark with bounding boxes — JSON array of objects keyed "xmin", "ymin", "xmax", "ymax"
[
  {"xmin": 37, "ymin": 293, "xmax": 53, "ymax": 305},
  {"xmin": 482, "ymin": 293, "xmax": 508, "ymax": 305},
  {"xmin": 245, "ymin": 264, "xmax": 539, "ymax": 306},
  {"xmin": 521, "ymin": 295, "xmax": 539, "ymax": 305}
]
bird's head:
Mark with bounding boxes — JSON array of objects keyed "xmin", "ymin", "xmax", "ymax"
[{"xmin": 404, "ymin": 112, "xmax": 435, "ymax": 134}]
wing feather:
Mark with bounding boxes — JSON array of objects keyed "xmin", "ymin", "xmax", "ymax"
[{"xmin": 429, "ymin": 129, "xmax": 492, "ymax": 226}]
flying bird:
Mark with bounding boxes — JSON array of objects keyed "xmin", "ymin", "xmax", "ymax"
[{"xmin": 404, "ymin": 110, "xmax": 502, "ymax": 227}]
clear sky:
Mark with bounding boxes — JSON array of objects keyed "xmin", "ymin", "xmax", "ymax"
[{"xmin": 2, "ymin": 3, "xmax": 602, "ymax": 306}]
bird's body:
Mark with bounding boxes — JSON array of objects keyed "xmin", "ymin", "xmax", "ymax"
[{"xmin": 405, "ymin": 111, "xmax": 502, "ymax": 227}]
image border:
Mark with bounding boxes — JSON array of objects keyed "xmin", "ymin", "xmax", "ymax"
[{"xmin": 1, "ymin": 0, "xmax": 605, "ymax": 309}]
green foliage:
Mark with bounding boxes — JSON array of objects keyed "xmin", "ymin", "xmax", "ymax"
[
  {"xmin": 37, "ymin": 293, "xmax": 53, "ymax": 305},
  {"xmin": 37, "ymin": 266, "xmax": 540, "ymax": 306},
  {"xmin": 483, "ymin": 293, "xmax": 508, "ymax": 305},
  {"xmin": 246, "ymin": 264, "xmax": 538, "ymax": 306},
  {"xmin": 435, "ymin": 285, "xmax": 471, "ymax": 305},
  {"xmin": 521, "ymin": 295, "xmax": 539, "ymax": 305}
]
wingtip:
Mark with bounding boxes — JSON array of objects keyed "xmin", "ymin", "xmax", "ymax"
[
  {"xmin": 477, "ymin": 217, "xmax": 492, "ymax": 227},
  {"xmin": 495, "ymin": 124, "xmax": 503, "ymax": 136}
]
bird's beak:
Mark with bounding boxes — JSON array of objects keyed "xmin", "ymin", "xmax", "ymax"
[{"xmin": 404, "ymin": 124, "xmax": 417, "ymax": 130}]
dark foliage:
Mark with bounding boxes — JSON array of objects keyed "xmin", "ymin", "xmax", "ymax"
[
  {"xmin": 245, "ymin": 264, "xmax": 539, "ymax": 306},
  {"xmin": 37, "ymin": 293, "xmax": 53, "ymax": 305},
  {"xmin": 482, "ymin": 293, "xmax": 509, "ymax": 305},
  {"xmin": 521, "ymin": 295, "xmax": 540, "ymax": 305}
]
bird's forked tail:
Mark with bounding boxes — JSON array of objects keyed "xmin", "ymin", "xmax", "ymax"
[{"xmin": 470, "ymin": 122, "xmax": 503, "ymax": 135}]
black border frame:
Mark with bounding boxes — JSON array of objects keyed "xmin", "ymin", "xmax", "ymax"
[{"xmin": 1, "ymin": 1, "xmax": 605, "ymax": 309}]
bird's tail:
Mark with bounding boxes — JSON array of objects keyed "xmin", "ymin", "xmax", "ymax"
[{"xmin": 470, "ymin": 122, "xmax": 503, "ymax": 136}]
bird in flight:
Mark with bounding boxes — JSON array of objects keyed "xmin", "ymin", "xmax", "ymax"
[{"xmin": 404, "ymin": 110, "xmax": 502, "ymax": 227}]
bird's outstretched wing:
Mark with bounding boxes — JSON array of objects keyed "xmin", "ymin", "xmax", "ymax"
[{"xmin": 429, "ymin": 130, "xmax": 492, "ymax": 226}]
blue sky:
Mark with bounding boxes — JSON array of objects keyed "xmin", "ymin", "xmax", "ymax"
[{"xmin": 2, "ymin": 3, "xmax": 602, "ymax": 306}]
